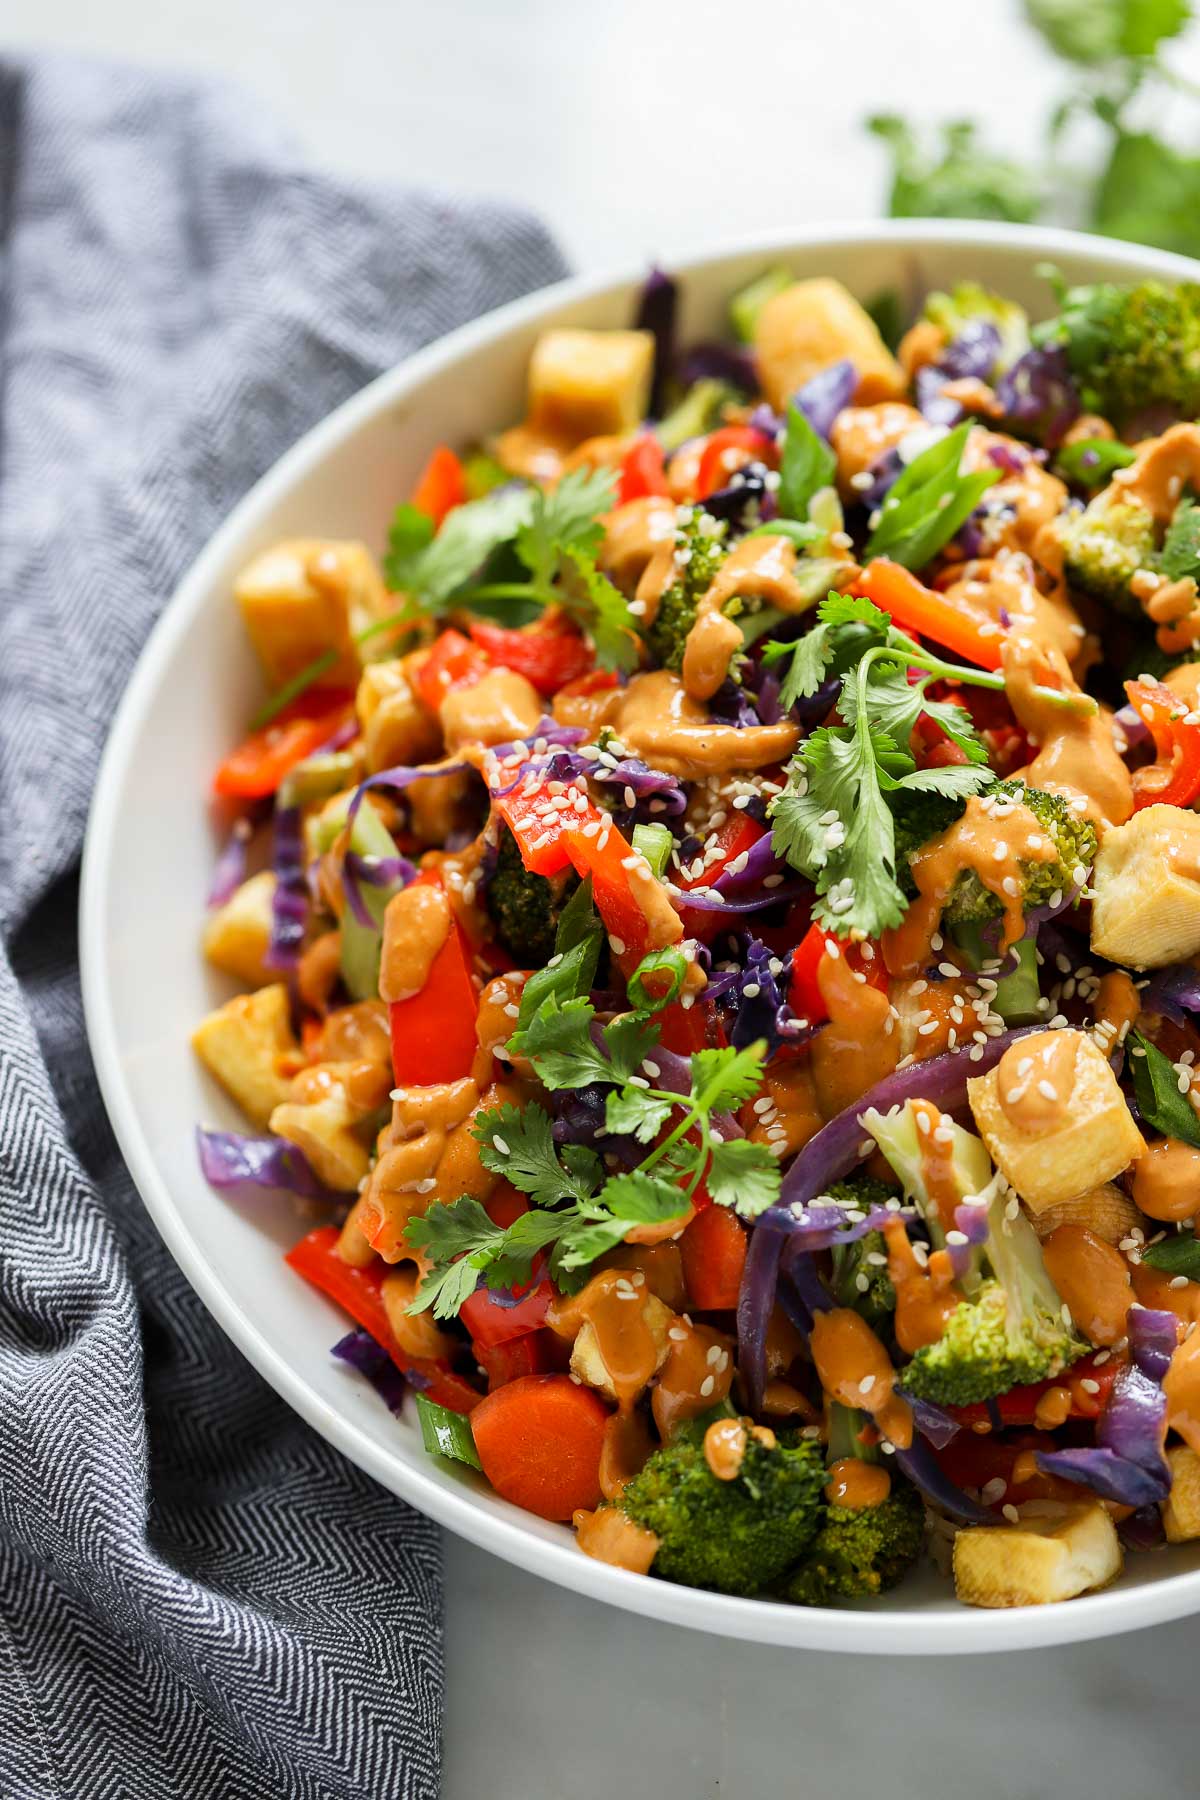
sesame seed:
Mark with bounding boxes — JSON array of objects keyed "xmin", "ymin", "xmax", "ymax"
[
  {"xmin": 981, "ymin": 1478, "xmax": 1007, "ymax": 1504},
  {"xmin": 492, "ymin": 1134, "xmax": 510, "ymax": 1156},
  {"xmin": 700, "ymin": 1375, "xmax": 715, "ymax": 1397},
  {"xmin": 1002, "ymin": 1504, "xmax": 1020, "ymax": 1525}
]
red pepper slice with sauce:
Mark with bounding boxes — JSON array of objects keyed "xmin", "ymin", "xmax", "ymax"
[
  {"xmin": 617, "ymin": 433, "xmax": 671, "ymax": 504},
  {"xmin": 944, "ymin": 1352, "xmax": 1122, "ymax": 1428},
  {"xmin": 468, "ymin": 619, "xmax": 593, "ymax": 696},
  {"xmin": 387, "ymin": 872, "xmax": 479, "ymax": 1086},
  {"xmin": 675, "ymin": 812, "xmax": 768, "ymax": 940},
  {"xmin": 212, "ymin": 691, "xmax": 356, "ymax": 798},
  {"xmin": 415, "ymin": 628, "xmax": 492, "ymax": 714},
  {"xmin": 410, "ymin": 444, "xmax": 468, "ymax": 527},
  {"xmin": 1125, "ymin": 676, "xmax": 1200, "ymax": 810},
  {"xmin": 695, "ymin": 425, "xmax": 775, "ymax": 500},
  {"xmin": 285, "ymin": 1224, "xmax": 481, "ymax": 1413},
  {"xmin": 788, "ymin": 923, "xmax": 887, "ymax": 1025}
]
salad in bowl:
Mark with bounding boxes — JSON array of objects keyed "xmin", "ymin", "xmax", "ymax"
[{"xmin": 192, "ymin": 257, "xmax": 1200, "ymax": 1614}]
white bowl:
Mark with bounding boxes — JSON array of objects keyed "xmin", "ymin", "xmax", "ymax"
[{"xmin": 82, "ymin": 220, "xmax": 1200, "ymax": 1653}]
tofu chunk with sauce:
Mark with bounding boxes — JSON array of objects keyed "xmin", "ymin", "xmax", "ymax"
[
  {"xmin": 235, "ymin": 538, "xmax": 389, "ymax": 688},
  {"xmin": 953, "ymin": 1501, "xmax": 1122, "ymax": 1607},
  {"xmin": 1090, "ymin": 804, "xmax": 1200, "ymax": 969},
  {"xmin": 968, "ymin": 1029, "xmax": 1143, "ymax": 1213},
  {"xmin": 1163, "ymin": 1445, "xmax": 1200, "ymax": 1542},
  {"xmin": 270, "ymin": 1076, "xmax": 372, "ymax": 1192},
  {"xmin": 754, "ymin": 278, "xmax": 906, "ymax": 414},
  {"xmin": 191, "ymin": 983, "xmax": 299, "ymax": 1130},
  {"xmin": 356, "ymin": 656, "xmax": 441, "ymax": 773},
  {"xmin": 570, "ymin": 1291, "xmax": 674, "ymax": 1402},
  {"xmin": 527, "ymin": 328, "xmax": 654, "ymax": 444},
  {"xmin": 201, "ymin": 870, "xmax": 277, "ymax": 989}
]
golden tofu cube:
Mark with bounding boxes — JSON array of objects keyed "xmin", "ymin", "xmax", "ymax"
[
  {"xmin": 570, "ymin": 1292, "xmax": 674, "ymax": 1401},
  {"xmin": 1028, "ymin": 1182, "xmax": 1145, "ymax": 1246},
  {"xmin": 201, "ymin": 870, "xmax": 277, "ymax": 988},
  {"xmin": 1163, "ymin": 1445, "xmax": 1200, "ymax": 1542},
  {"xmin": 754, "ymin": 278, "xmax": 906, "ymax": 414},
  {"xmin": 235, "ymin": 538, "xmax": 388, "ymax": 688},
  {"xmin": 968, "ymin": 1029, "xmax": 1143, "ymax": 1212},
  {"xmin": 192, "ymin": 983, "xmax": 299, "ymax": 1130},
  {"xmin": 355, "ymin": 657, "xmax": 441, "ymax": 773},
  {"xmin": 527, "ymin": 328, "xmax": 654, "ymax": 444},
  {"xmin": 953, "ymin": 1501, "xmax": 1122, "ymax": 1607},
  {"xmin": 269, "ymin": 1085, "xmax": 371, "ymax": 1192},
  {"xmin": 1090, "ymin": 804, "xmax": 1200, "ymax": 969}
]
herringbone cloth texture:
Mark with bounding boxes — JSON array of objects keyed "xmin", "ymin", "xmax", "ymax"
[{"xmin": 0, "ymin": 54, "xmax": 568, "ymax": 1800}]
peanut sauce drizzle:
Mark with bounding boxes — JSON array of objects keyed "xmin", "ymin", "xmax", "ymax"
[
  {"xmin": 1163, "ymin": 1327, "xmax": 1200, "ymax": 1456},
  {"xmin": 995, "ymin": 1032, "xmax": 1078, "ymax": 1135},
  {"xmin": 825, "ymin": 1459, "xmax": 892, "ymax": 1509},
  {"xmin": 1001, "ymin": 636, "xmax": 1133, "ymax": 829},
  {"xmin": 883, "ymin": 1216, "xmax": 961, "ymax": 1354},
  {"xmin": 681, "ymin": 532, "xmax": 842, "ymax": 703},
  {"xmin": 1041, "ymin": 1224, "xmax": 1132, "ymax": 1346},
  {"xmin": 809, "ymin": 946, "xmax": 898, "ymax": 1120},
  {"xmin": 809, "ymin": 1308, "xmax": 913, "ymax": 1449},
  {"xmin": 379, "ymin": 884, "xmax": 452, "ymax": 1003},
  {"xmin": 572, "ymin": 1505, "xmax": 661, "ymax": 1573},
  {"xmin": 882, "ymin": 792, "xmax": 1057, "ymax": 978},
  {"xmin": 1132, "ymin": 1138, "xmax": 1200, "ymax": 1223}
]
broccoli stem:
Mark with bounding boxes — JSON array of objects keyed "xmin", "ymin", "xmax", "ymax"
[
  {"xmin": 827, "ymin": 1403, "xmax": 877, "ymax": 1466},
  {"xmin": 950, "ymin": 921, "xmax": 1043, "ymax": 1024}
]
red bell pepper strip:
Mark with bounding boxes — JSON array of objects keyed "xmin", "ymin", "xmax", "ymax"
[
  {"xmin": 213, "ymin": 692, "xmax": 355, "ymax": 798},
  {"xmin": 695, "ymin": 425, "xmax": 774, "ymax": 500},
  {"xmin": 491, "ymin": 779, "xmax": 576, "ymax": 877},
  {"xmin": 618, "ymin": 433, "xmax": 671, "ymax": 503},
  {"xmin": 563, "ymin": 815, "xmax": 658, "ymax": 962},
  {"xmin": 459, "ymin": 1186, "xmax": 557, "ymax": 1347},
  {"xmin": 416, "ymin": 629, "xmax": 492, "ymax": 714},
  {"xmin": 285, "ymin": 1225, "xmax": 481, "ymax": 1412},
  {"xmin": 475, "ymin": 1329, "xmax": 565, "ymax": 1390},
  {"xmin": 411, "ymin": 445, "xmax": 468, "ymax": 527},
  {"xmin": 675, "ymin": 813, "xmax": 767, "ymax": 890},
  {"xmin": 468, "ymin": 619, "xmax": 593, "ymax": 696},
  {"xmin": 388, "ymin": 874, "xmax": 479, "ymax": 1086},
  {"xmin": 557, "ymin": 668, "xmax": 620, "ymax": 701},
  {"xmin": 945, "ymin": 1353, "xmax": 1122, "ymax": 1428},
  {"xmin": 679, "ymin": 1205, "xmax": 747, "ymax": 1311},
  {"xmin": 1125, "ymin": 676, "xmax": 1200, "ymax": 810},
  {"xmin": 933, "ymin": 1429, "xmax": 1070, "ymax": 1508},
  {"xmin": 855, "ymin": 559, "xmax": 1003, "ymax": 672},
  {"xmin": 788, "ymin": 924, "xmax": 887, "ymax": 1025}
]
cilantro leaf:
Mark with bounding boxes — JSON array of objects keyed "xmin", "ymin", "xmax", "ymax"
[
  {"xmin": 603, "ymin": 1012, "xmax": 662, "ymax": 1083},
  {"xmin": 1128, "ymin": 1031, "xmax": 1200, "ymax": 1150},
  {"xmin": 558, "ymin": 546, "xmax": 640, "ymax": 673},
  {"xmin": 691, "ymin": 1044, "xmax": 768, "ymax": 1114},
  {"xmin": 605, "ymin": 1085, "xmax": 675, "ymax": 1144},
  {"xmin": 598, "ymin": 1169, "xmax": 692, "ymax": 1224},
  {"xmin": 705, "ymin": 1138, "xmax": 781, "ymax": 1217},
  {"xmin": 405, "ymin": 1196, "xmax": 503, "ymax": 1318},
  {"xmin": 385, "ymin": 484, "xmax": 533, "ymax": 608},
  {"xmin": 507, "ymin": 996, "xmax": 614, "ymax": 1088},
  {"xmin": 515, "ymin": 466, "xmax": 615, "ymax": 589},
  {"xmin": 383, "ymin": 504, "xmax": 435, "ymax": 588},
  {"xmin": 777, "ymin": 402, "xmax": 836, "ymax": 522},
  {"xmin": 838, "ymin": 662, "xmax": 988, "ymax": 766},
  {"xmin": 864, "ymin": 422, "xmax": 1002, "ymax": 570},
  {"xmin": 473, "ymin": 1101, "xmax": 599, "ymax": 1206}
]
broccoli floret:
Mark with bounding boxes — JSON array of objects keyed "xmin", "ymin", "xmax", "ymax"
[
  {"xmin": 902, "ymin": 1187, "xmax": 1089, "ymax": 1406},
  {"xmin": 890, "ymin": 780, "xmax": 1097, "ymax": 922},
  {"xmin": 923, "ymin": 280, "xmax": 1030, "ymax": 374},
  {"xmin": 483, "ymin": 825, "xmax": 579, "ymax": 968},
  {"xmin": 1161, "ymin": 495, "xmax": 1200, "ymax": 584},
  {"xmin": 621, "ymin": 1420, "xmax": 825, "ymax": 1597},
  {"xmin": 645, "ymin": 511, "xmax": 729, "ymax": 672},
  {"xmin": 1034, "ymin": 279, "xmax": 1200, "ymax": 426},
  {"xmin": 825, "ymin": 1176, "xmax": 899, "ymax": 1333},
  {"xmin": 786, "ymin": 1484, "xmax": 925, "ymax": 1604},
  {"xmin": 1059, "ymin": 484, "xmax": 1159, "ymax": 615}
]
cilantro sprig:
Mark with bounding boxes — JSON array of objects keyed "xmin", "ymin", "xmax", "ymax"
[{"xmin": 406, "ymin": 988, "xmax": 781, "ymax": 1319}]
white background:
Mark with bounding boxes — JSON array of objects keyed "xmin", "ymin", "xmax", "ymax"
[{"xmin": 16, "ymin": 1, "xmax": 1200, "ymax": 1792}]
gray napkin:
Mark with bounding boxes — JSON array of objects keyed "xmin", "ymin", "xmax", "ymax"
[{"xmin": 0, "ymin": 53, "xmax": 568, "ymax": 1799}]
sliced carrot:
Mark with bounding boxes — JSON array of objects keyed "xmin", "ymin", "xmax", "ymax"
[
  {"xmin": 470, "ymin": 1374, "xmax": 609, "ymax": 1519},
  {"xmin": 411, "ymin": 445, "xmax": 468, "ymax": 526},
  {"xmin": 679, "ymin": 1205, "xmax": 747, "ymax": 1311}
]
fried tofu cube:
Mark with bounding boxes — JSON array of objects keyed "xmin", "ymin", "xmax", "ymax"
[
  {"xmin": 1091, "ymin": 804, "xmax": 1200, "ymax": 969},
  {"xmin": 355, "ymin": 656, "xmax": 441, "ymax": 773},
  {"xmin": 1163, "ymin": 1445, "xmax": 1200, "ymax": 1542},
  {"xmin": 269, "ymin": 1079, "xmax": 371, "ymax": 1192},
  {"xmin": 191, "ymin": 983, "xmax": 299, "ymax": 1129},
  {"xmin": 968, "ymin": 1029, "xmax": 1143, "ymax": 1212},
  {"xmin": 527, "ymin": 328, "xmax": 654, "ymax": 444},
  {"xmin": 201, "ymin": 870, "xmax": 277, "ymax": 988},
  {"xmin": 754, "ymin": 278, "xmax": 906, "ymax": 414},
  {"xmin": 570, "ymin": 1291, "xmax": 673, "ymax": 1401},
  {"xmin": 1027, "ymin": 1182, "xmax": 1145, "ymax": 1246},
  {"xmin": 953, "ymin": 1501, "xmax": 1122, "ymax": 1607},
  {"xmin": 235, "ymin": 538, "xmax": 388, "ymax": 688}
]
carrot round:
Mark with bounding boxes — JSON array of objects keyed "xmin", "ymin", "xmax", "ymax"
[
  {"xmin": 470, "ymin": 1375, "xmax": 609, "ymax": 1520},
  {"xmin": 679, "ymin": 1205, "xmax": 747, "ymax": 1311}
]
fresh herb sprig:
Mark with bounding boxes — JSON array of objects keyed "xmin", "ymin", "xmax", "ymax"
[
  {"xmin": 862, "ymin": 422, "xmax": 1002, "ymax": 570},
  {"xmin": 407, "ymin": 989, "xmax": 781, "ymax": 1318},
  {"xmin": 1127, "ymin": 1030, "xmax": 1200, "ymax": 1150}
]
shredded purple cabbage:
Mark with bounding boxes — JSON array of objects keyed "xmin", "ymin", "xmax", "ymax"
[
  {"xmin": 342, "ymin": 850, "xmax": 417, "ymax": 931},
  {"xmin": 266, "ymin": 804, "xmax": 307, "ymax": 970},
  {"xmin": 676, "ymin": 342, "xmax": 757, "ymax": 394},
  {"xmin": 914, "ymin": 366, "xmax": 965, "ymax": 429},
  {"xmin": 702, "ymin": 461, "xmax": 774, "ymax": 528},
  {"xmin": 1130, "ymin": 1306, "xmax": 1179, "ymax": 1384},
  {"xmin": 196, "ymin": 1125, "xmax": 349, "ymax": 1201},
  {"xmin": 1138, "ymin": 964, "xmax": 1200, "ymax": 1026},
  {"xmin": 723, "ymin": 936, "xmax": 808, "ymax": 1058},
  {"xmin": 332, "ymin": 1329, "xmax": 407, "ymax": 1413},
  {"xmin": 551, "ymin": 1084, "xmax": 642, "ymax": 1170},
  {"xmin": 1120, "ymin": 1503, "xmax": 1166, "ymax": 1552},
  {"xmin": 536, "ymin": 746, "xmax": 687, "ymax": 830},
  {"xmin": 349, "ymin": 758, "xmax": 470, "ymax": 825},
  {"xmin": 941, "ymin": 320, "xmax": 1002, "ymax": 384},
  {"xmin": 635, "ymin": 265, "xmax": 678, "ymax": 419},
  {"xmin": 747, "ymin": 402, "xmax": 783, "ymax": 441},
  {"xmin": 794, "ymin": 359, "xmax": 857, "ymax": 441},
  {"xmin": 1037, "ymin": 1308, "xmax": 1176, "ymax": 1506},
  {"xmin": 207, "ymin": 825, "xmax": 249, "ymax": 907},
  {"xmin": 891, "ymin": 1437, "xmax": 994, "ymax": 1523},
  {"xmin": 859, "ymin": 446, "xmax": 904, "ymax": 510},
  {"xmin": 902, "ymin": 1393, "xmax": 961, "ymax": 1450},
  {"xmin": 994, "ymin": 346, "xmax": 1080, "ymax": 448}
]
